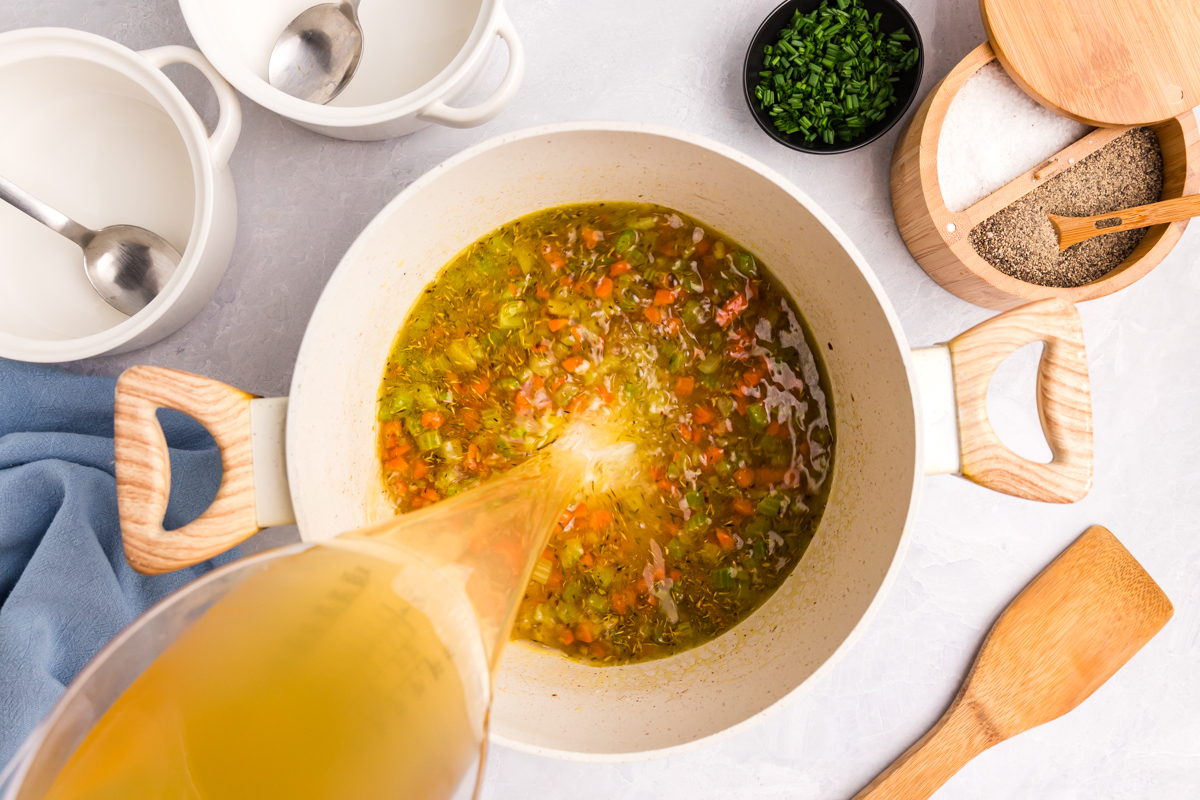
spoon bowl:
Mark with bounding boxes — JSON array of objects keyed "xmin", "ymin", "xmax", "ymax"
[
  {"xmin": 268, "ymin": 1, "xmax": 364, "ymax": 105},
  {"xmin": 83, "ymin": 225, "xmax": 182, "ymax": 317}
]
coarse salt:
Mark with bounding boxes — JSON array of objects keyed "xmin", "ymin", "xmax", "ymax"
[{"xmin": 937, "ymin": 62, "xmax": 1090, "ymax": 213}]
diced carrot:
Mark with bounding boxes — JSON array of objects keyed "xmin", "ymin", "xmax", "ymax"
[
  {"xmin": 591, "ymin": 508, "xmax": 614, "ymax": 529},
  {"xmin": 566, "ymin": 393, "xmax": 590, "ymax": 413},
  {"xmin": 581, "ymin": 226, "xmax": 603, "ymax": 248},
  {"xmin": 470, "ymin": 377, "xmax": 491, "ymax": 395},
  {"xmin": 548, "ymin": 318, "xmax": 569, "ymax": 332},
  {"xmin": 575, "ymin": 621, "xmax": 596, "ymax": 643},
  {"xmin": 695, "ymin": 238, "xmax": 711, "ymax": 255},
  {"xmin": 422, "ymin": 488, "xmax": 440, "ymax": 502},
  {"xmin": 595, "ymin": 276, "xmax": 613, "ymax": 298},
  {"xmin": 560, "ymin": 627, "xmax": 575, "ymax": 646},
  {"xmin": 578, "ymin": 552, "xmax": 595, "ymax": 568},
  {"xmin": 410, "ymin": 495, "xmax": 427, "ymax": 509},
  {"xmin": 384, "ymin": 456, "xmax": 409, "ymax": 474},
  {"xmin": 678, "ymin": 423, "xmax": 693, "ymax": 440},
  {"xmin": 656, "ymin": 478, "xmax": 676, "ymax": 494},
  {"xmin": 381, "ymin": 420, "xmax": 403, "ymax": 438},
  {"xmin": 758, "ymin": 467, "xmax": 786, "ymax": 486},
  {"xmin": 693, "ymin": 427, "xmax": 704, "ymax": 444},
  {"xmin": 732, "ymin": 498, "xmax": 756, "ymax": 516},
  {"xmin": 609, "ymin": 260, "xmax": 632, "ymax": 277},
  {"xmin": 597, "ymin": 382, "xmax": 614, "ymax": 404},
  {"xmin": 558, "ymin": 509, "xmax": 574, "ymax": 527},
  {"xmin": 654, "ymin": 289, "xmax": 677, "ymax": 306},
  {"xmin": 644, "ymin": 305, "xmax": 661, "ymax": 324},
  {"xmin": 573, "ymin": 502, "xmax": 590, "ymax": 520},
  {"xmin": 611, "ymin": 591, "xmax": 629, "ymax": 615},
  {"xmin": 734, "ymin": 395, "xmax": 750, "ymax": 415},
  {"xmin": 694, "ymin": 405, "xmax": 716, "ymax": 424},
  {"xmin": 589, "ymin": 642, "xmax": 607, "ymax": 660},
  {"xmin": 705, "ymin": 446, "xmax": 724, "ymax": 464},
  {"xmin": 663, "ymin": 315, "xmax": 681, "ymax": 335},
  {"xmin": 670, "ymin": 569, "xmax": 682, "ymax": 581},
  {"xmin": 536, "ymin": 284, "xmax": 550, "ymax": 299},
  {"xmin": 674, "ymin": 376, "xmax": 695, "ymax": 397},
  {"xmin": 742, "ymin": 369, "xmax": 765, "ymax": 387},
  {"xmin": 514, "ymin": 393, "xmax": 533, "ymax": 415},
  {"xmin": 716, "ymin": 529, "xmax": 736, "ymax": 550},
  {"xmin": 716, "ymin": 292, "xmax": 749, "ymax": 327},
  {"xmin": 461, "ymin": 407, "xmax": 481, "ymax": 432},
  {"xmin": 539, "ymin": 243, "xmax": 565, "ymax": 271},
  {"xmin": 411, "ymin": 459, "xmax": 429, "ymax": 480},
  {"xmin": 421, "ymin": 411, "xmax": 444, "ymax": 429},
  {"xmin": 734, "ymin": 467, "xmax": 756, "ymax": 488},
  {"xmin": 767, "ymin": 421, "xmax": 781, "ymax": 436},
  {"xmin": 546, "ymin": 568, "xmax": 563, "ymax": 593},
  {"xmin": 507, "ymin": 283, "xmax": 520, "ymax": 297},
  {"xmin": 562, "ymin": 356, "xmax": 587, "ymax": 373}
]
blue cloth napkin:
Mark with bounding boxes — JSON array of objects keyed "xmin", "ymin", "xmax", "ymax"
[{"xmin": 0, "ymin": 358, "xmax": 238, "ymax": 769}]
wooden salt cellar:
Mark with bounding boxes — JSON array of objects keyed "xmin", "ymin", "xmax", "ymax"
[{"xmin": 890, "ymin": 42, "xmax": 1200, "ymax": 310}]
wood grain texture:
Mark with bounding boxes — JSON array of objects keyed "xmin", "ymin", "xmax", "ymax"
[
  {"xmin": 114, "ymin": 366, "xmax": 260, "ymax": 575},
  {"xmin": 1050, "ymin": 194, "xmax": 1200, "ymax": 250},
  {"xmin": 948, "ymin": 298, "xmax": 1092, "ymax": 503},
  {"xmin": 981, "ymin": 0, "xmax": 1200, "ymax": 126},
  {"xmin": 890, "ymin": 43, "xmax": 1199, "ymax": 310},
  {"xmin": 853, "ymin": 525, "xmax": 1174, "ymax": 800}
]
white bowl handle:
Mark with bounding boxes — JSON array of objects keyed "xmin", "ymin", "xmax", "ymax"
[
  {"xmin": 137, "ymin": 46, "xmax": 243, "ymax": 168},
  {"xmin": 914, "ymin": 297, "xmax": 1093, "ymax": 504},
  {"xmin": 417, "ymin": 8, "xmax": 526, "ymax": 129},
  {"xmin": 114, "ymin": 366, "xmax": 294, "ymax": 575}
]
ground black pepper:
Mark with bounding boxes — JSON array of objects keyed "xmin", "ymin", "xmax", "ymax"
[{"xmin": 970, "ymin": 127, "xmax": 1164, "ymax": 287}]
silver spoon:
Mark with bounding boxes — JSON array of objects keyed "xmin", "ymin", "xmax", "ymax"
[
  {"xmin": 268, "ymin": 0, "xmax": 364, "ymax": 105},
  {"xmin": 0, "ymin": 174, "xmax": 181, "ymax": 317}
]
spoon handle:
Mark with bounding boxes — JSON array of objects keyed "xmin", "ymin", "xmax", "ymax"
[
  {"xmin": 0, "ymin": 173, "xmax": 94, "ymax": 248},
  {"xmin": 1049, "ymin": 194, "xmax": 1200, "ymax": 250}
]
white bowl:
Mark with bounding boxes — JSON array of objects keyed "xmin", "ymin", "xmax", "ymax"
[
  {"xmin": 0, "ymin": 28, "xmax": 241, "ymax": 363},
  {"xmin": 178, "ymin": 0, "xmax": 525, "ymax": 141}
]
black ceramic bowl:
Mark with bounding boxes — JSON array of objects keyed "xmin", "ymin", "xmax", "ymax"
[{"xmin": 744, "ymin": 0, "xmax": 924, "ymax": 154}]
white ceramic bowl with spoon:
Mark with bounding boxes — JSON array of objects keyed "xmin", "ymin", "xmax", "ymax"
[
  {"xmin": 178, "ymin": 0, "xmax": 525, "ymax": 141},
  {"xmin": 0, "ymin": 28, "xmax": 241, "ymax": 363}
]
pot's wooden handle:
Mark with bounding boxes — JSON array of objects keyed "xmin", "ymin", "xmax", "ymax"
[
  {"xmin": 115, "ymin": 366, "xmax": 261, "ymax": 575},
  {"xmin": 948, "ymin": 297, "xmax": 1092, "ymax": 503}
]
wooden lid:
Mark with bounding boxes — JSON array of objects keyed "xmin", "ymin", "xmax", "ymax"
[{"xmin": 981, "ymin": 0, "xmax": 1200, "ymax": 126}]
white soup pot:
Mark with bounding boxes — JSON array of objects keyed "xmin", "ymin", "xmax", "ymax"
[
  {"xmin": 23, "ymin": 125, "xmax": 1094, "ymax": 766},
  {"xmin": 0, "ymin": 28, "xmax": 241, "ymax": 363},
  {"xmin": 178, "ymin": 0, "xmax": 525, "ymax": 141}
]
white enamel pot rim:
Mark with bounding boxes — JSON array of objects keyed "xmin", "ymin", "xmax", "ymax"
[
  {"xmin": 0, "ymin": 28, "xmax": 241, "ymax": 363},
  {"xmin": 106, "ymin": 122, "xmax": 1092, "ymax": 762},
  {"xmin": 177, "ymin": 0, "xmax": 525, "ymax": 135}
]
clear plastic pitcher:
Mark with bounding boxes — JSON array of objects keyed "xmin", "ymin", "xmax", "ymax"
[{"xmin": 1, "ymin": 428, "xmax": 629, "ymax": 799}]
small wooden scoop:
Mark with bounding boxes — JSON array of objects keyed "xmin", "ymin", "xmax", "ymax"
[
  {"xmin": 852, "ymin": 525, "xmax": 1173, "ymax": 800},
  {"xmin": 1049, "ymin": 195, "xmax": 1200, "ymax": 251}
]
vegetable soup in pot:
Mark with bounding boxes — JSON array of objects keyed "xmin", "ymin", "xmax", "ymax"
[{"xmin": 375, "ymin": 203, "xmax": 834, "ymax": 665}]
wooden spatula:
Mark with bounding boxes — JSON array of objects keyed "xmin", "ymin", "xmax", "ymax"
[
  {"xmin": 1049, "ymin": 195, "xmax": 1200, "ymax": 251},
  {"xmin": 852, "ymin": 525, "xmax": 1173, "ymax": 800}
]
